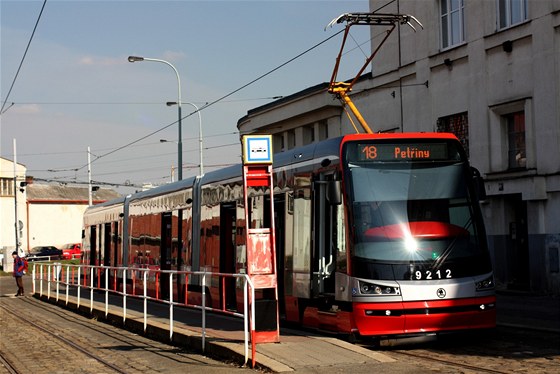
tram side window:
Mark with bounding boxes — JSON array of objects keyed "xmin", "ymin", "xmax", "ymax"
[
  {"xmin": 335, "ymin": 201, "xmax": 347, "ymax": 273},
  {"xmin": 293, "ymin": 188, "xmax": 312, "ymax": 273},
  {"xmin": 97, "ymin": 224, "xmax": 104, "ymax": 265},
  {"xmin": 236, "ymin": 203, "xmax": 247, "ymax": 273},
  {"xmin": 182, "ymin": 207, "xmax": 193, "ymax": 269}
]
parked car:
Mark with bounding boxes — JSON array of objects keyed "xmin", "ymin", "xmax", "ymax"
[
  {"xmin": 60, "ymin": 243, "xmax": 82, "ymax": 260},
  {"xmin": 26, "ymin": 246, "xmax": 63, "ymax": 261}
]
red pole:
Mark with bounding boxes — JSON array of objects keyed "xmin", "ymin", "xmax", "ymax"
[
  {"xmin": 251, "ymin": 330, "xmax": 256, "ymax": 368},
  {"xmin": 184, "ymin": 275, "xmax": 188, "ymax": 305},
  {"xmin": 155, "ymin": 271, "xmax": 159, "ymax": 300},
  {"xmin": 221, "ymin": 276, "xmax": 226, "ymax": 311}
]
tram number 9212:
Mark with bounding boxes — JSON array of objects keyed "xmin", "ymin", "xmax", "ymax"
[{"xmin": 414, "ymin": 269, "xmax": 452, "ymax": 280}]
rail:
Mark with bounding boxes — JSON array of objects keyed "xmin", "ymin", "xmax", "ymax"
[{"xmin": 31, "ymin": 262, "xmax": 256, "ymax": 366}]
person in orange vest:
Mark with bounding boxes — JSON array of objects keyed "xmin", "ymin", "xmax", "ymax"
[{"xmin": 12, "ymin": 251, "xmax": 25, "ymax": 296}]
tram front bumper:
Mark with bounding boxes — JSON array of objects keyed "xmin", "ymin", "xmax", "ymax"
[{"xmin": 353, "ymin": 296, "xmax": 496, "ymax": 336}]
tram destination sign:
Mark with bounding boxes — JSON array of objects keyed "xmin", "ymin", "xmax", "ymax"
[{"xmin": 351, "ymin": 142, "xmax": 449, "ymax": 162}]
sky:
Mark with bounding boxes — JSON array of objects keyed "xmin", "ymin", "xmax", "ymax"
[{"xmin": 1, "ymin": 0, "xmax": 372, "ymax": 194}]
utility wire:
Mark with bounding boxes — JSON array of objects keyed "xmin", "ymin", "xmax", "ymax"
[
  {"xmin": 82, "ymin": 28, "xmax": 346, "ymax": 171},
  {"xmin": 0, "ymin": 0, "xmax": 47, "ymax": 114}
]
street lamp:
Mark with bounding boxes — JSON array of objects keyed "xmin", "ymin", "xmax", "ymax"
[
  {"xmin": 167, "ymin": 101, "xmax": 204, "ymax": 176},
  {"xmin": 128, "ymin": 55, "xmax": 183, "ymax": 180}
]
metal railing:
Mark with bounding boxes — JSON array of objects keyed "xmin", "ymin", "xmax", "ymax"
[{"xmin": 31, "ymin": 263, "xmax": 256, "ymax": 366}]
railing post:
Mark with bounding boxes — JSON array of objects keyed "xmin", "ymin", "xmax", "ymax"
[
  {"xmin": 155, "ymin": 271, "xmax": 160, "ymax": 300},
  {"xmin": 221, "ymin": 276, "xmax": 226, "ymax": 311},
  {"xmin": 77, "ymin": 266, "xmax": 81, "ymax": 309},
  {"xmin": 184, "ymin": 274, "xmax": 188, "ymax": 305},
  {"xmin": 251, "ymin": 281, "xmax": 256, "ymax": 368},
  {"xmin": 202, "ymin": 272, "xmax": 206, "ymax": 353},
  {"xmin": 90, "ymin": 266, "xmax": 94, "ymax": 313},
  {"xmin": 123, "ymin": 268, "xmax": 127, "ymax": 323},
  {"xmin": 243, "ymin": 275, "xmax": 249, "ymax": 366},
  {"xmin": 65, "ymin": 264, "xmax": 70, "ymax": 305},
  {"xmin": 105, "ymin": 266, "xmax": 109, "ymax": 317},
  {"xmin": 40, "ymin": 264, "xmax": 43, "ymax": 297},
  {"xmin": 47, "ymin": 265, "xmax": 51, "ymax": 299},
  {"xmin": 143, "ymin": 270, "xmax": 147, "ymax": 332},
  {"xmin": 132, "ymin": 269, "xmax": 136, "ymax": 296},
  {"xmin": 55, "ymin": 263, "xmax": 60, "ymax": 302},
  {"xmin": 169, "ymin": 272, "xmax": 173, "ymax": 341},
  {"xmin": 32, "ymin": 263, "xmax": 36, "ymax": 294}
]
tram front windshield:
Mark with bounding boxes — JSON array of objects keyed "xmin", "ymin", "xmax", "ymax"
[{"xmin": 344, "ymin": 141, "xmax": 492, "ymax": 280}]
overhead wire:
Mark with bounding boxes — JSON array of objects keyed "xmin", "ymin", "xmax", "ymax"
[
  {"xmin": 0, "ymin": 0, "xmax": 48, "ymax": 114},
  {"xmin": 80, "ymin": 27, "xmax": 346, "ymax": 173},
  {"xmin": 9, "ymin": 16, "xmax": 358, "ymax": 187},
  {"xmin": 15, "ymin": 131, "xmax": 240, "ymax": 158}
]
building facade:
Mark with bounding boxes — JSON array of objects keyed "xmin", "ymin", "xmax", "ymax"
[
  {"xmin": 0, "ymin": 157, "xmax": 28, "ymax": 254},
  {"xmin": 25, "ymin": 183, "xmax": 121, "ymax": 251},
  {"xmin": 1, "ymin": 157, "xmax": 121, "ymax": 269},
  {"xmin": 239, "ymin": 0, "xmax": 560, "ymax": 294}
]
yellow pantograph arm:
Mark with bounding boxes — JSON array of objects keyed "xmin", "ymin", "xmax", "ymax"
[{"xmin": 330, "ymin": 83, "xmax": 373, "ymax": 134}]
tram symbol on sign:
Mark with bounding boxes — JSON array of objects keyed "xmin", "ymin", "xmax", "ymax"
[{"xmin": 242, "ymin": 135, "xmax": 273, "ymax": 164}]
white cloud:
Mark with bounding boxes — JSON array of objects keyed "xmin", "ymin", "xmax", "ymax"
[
  {"xmin": 78, "ymin": 55, "xmax": 129, "ymax": 66},
  {"xmin": 161, "ymin": 51, "xmax": 187, "ymax": 63},
  {"xmin": 10, "ymin": 104, "xmax": 41, "ymax": 115}
]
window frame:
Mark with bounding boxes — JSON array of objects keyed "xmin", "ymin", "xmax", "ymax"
[
  {"xmin": 497, "ymin": 0, "xmax": 528, "ymax": 30},
  {"xmin": 505, "ymin": 111, "xmax": 526, "ymax": 170},
  {"xmin": 440, "ymin": 0, "xmax": 465, "ymax": 50},
  {"xmin": 1, "ymin": 178, "xmax": 15, "ymax": 197},
  {"xmin": 437, "ymin": 112, "xmax": 470, "ymax": 158}
]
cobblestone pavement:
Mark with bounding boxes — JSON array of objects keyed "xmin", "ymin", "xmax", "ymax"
[
  {"xmin": 378, "ymin": 327, "xmax": 560, "ymax": 374},
  {"xmin": 0, "ymin": 293, "xmax": 255, "ymax": 373},
  {"xmin": 1, "ymin": 275, "xmax": 559, "ymax": 373}
]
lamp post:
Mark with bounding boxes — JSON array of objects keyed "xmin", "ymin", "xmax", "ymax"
[
  {"xmin": 167, "ymin": 101, "xmax": 204, "ymax": 176},
  {"xmin": 128, "ymin": 55, "xmax": 183, "ymax": 180}
]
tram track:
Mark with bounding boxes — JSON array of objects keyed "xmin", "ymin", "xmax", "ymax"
[
  {"xmin": 0, "ymin": 293, "xmax": 256, "ymax": 374},
  {"xmin": 0, "ymin": 302, "xmax": 129, "ymax": 374},
  {"xmin": 0, "ymin": 350, "xmax": 19, "ymax": 374},
  {"xmin": 388, "ymin": 349, "xmax": 511, "ymax": 374}
]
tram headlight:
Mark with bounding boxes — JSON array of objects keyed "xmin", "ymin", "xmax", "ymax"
[
  {"xmin": 358, "ymin": 281, "xmax": 400, "ymax": 295},
  {"xmin": 475, "ymin": 275, "xmax": 495, "ymax": 291}
]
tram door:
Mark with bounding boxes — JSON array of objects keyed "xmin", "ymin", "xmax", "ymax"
[
  {"xmin": 313, "ymin": 173, "xmax": 339, "ymax": 297},
  {"xmin": 112, "ymin": 221, "xmax": 119, "ymax": 267},
  {"xmin": 274, "ymin": 197, "xmax": 286, "ymax": 318},
  {"xmin": 89, "ymin": 226, "xmax": 97, "ymax": 266},
  {"xmin": 103, "ymin": 223, "xmax": 111, "ymax": 267},
  {"xmin": 161, "ymin": 212, "xmax": 172, "ymax": 299},
  {"xmin": 220, "ymin": 203, "xmax": 237, "ymax": 310}
]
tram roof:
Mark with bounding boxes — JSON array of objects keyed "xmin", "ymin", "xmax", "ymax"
[{"xmin": 86, "ymin": 136, "xmax": 345, "ymax": 212}]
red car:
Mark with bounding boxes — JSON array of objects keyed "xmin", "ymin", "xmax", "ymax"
[{"xmin": 60, "ymin": 243, "xmax": 82, "ymax": 260}]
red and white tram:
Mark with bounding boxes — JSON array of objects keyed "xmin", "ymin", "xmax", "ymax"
[{"xmin": 82, "ymin": 132, "xmax": 496, "ymax": 340}]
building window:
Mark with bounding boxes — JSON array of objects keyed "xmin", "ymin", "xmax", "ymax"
[
  {"xmin": 273, "ymin": 134, "xmax": 284, "ymax": 153},
  {"xmin": 437, "ymin": 112, "xmax": 469, "ymax": 157},
  {"xmin": 302, "ymin": 125, "xmax": 314, "ymax": 146},
  {"xmin": 1, "ymin": 178, "xmax": 14, "ymax": 196},
  {"xmin": 506, "ymin": 111, "xmax": 526, "ymax": 169},
  {"xmin": 441, "ymin": 0, "xmax": 464, "ymax": 49},
  {"xmin": 318, "ymin": 120, "xmax": 328, "ymax": 141},
  {"xmin": 498, "ymin": 0, "xmax": 528, "ymax": 30},
  {"xmin": 287, "ymin": 129, "xmax": 296, "ymax": 150}
]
